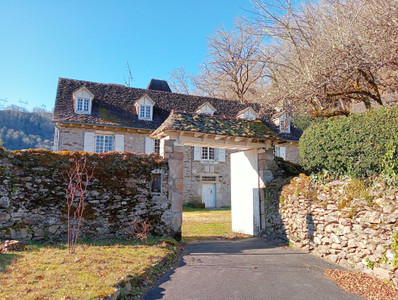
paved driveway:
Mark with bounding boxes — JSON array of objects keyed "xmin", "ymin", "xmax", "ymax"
[{"xmin": 144, "ymin": 238, "xmax": 361, "ymax": 300}]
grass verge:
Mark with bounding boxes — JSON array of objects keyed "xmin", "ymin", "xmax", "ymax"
[{"xmin": 0, "ymin": 238, "xmax": 179, "ymax": 299}]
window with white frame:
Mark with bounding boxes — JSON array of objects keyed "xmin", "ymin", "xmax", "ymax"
[
  {"xmin": 201, "ymin": 147, "xmax": 215, "ymax": 160},
  {"xmin": 76, "ymin": 98, "xmax": 90, "ymax": 113},
  {"xmin": 139, "ymin": 105, "xmax": 152, "ymax": 120},
  {"xmin": 136, "ymin": 95, "xmax": 155, "ymax": 121},
  {"xmin": 154, "ymin": 139, "xmax": 160, "ymax": 154},
  {"xmin": 279, "ymin": 113, "xmax": 291, "ymax": 133},
  {"xmin": 95, "ymin": 135, "xmax": 114, "ymax": 153},
  {"xmin": 73, "ymin": 87, "xmax": 93, "ymax": 115}
]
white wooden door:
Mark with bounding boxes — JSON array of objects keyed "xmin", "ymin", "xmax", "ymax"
[{"xmin": 202, "ymin": 183, "xmax": 216, "ymax": 208}]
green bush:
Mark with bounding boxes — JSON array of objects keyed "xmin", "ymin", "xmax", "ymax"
[{"xmin": 299, "ymin": 105, "xmax": 398, "ymax": 179}]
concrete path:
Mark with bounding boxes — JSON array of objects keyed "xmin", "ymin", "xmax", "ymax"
[{"xmin": 144, "ymin": 238, "xmax": 361, "ymax": 300}]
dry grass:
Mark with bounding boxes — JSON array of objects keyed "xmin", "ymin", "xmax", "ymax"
[
  {"xmin": 182, "ymin": 207, "xmax": 249, "ymax": 241},
  {"xmin": 0, "ymin": 239, "xmax": 174, "ymax": 299}
]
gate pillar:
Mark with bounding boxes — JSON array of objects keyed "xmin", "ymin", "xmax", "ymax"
[{"xmin": 164, "ymin": 139, "xmax": 184, "ymax": 240}]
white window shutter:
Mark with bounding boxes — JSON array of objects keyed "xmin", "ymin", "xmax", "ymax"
[
  {"xmin": 275, "ymin": 146, "xmax": 280, "ymax": 157},
  {"xmin": 193, "ymin": 146, "xmax": 201, "ymax": 160},
  {"xmin": 218, "ymin": 148, "xmax": 226, "ymax": 162},
  {"xmin": 83, "ymin": 132, "xmax": 95, "ymax": 152},
  {"xmin": 145, "ymin": 137, "xmax": 155, "ymax": 154},
  {"xmin": 280, "ymin": 146, "xmax": 286, "ymax": 160},
  {"xmin": 114, "ymin": 134, "xmax": 124, "ymax": 152}
]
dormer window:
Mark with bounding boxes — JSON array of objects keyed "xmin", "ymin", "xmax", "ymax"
[
  {"xmin": 77, "ymin": 98, "xmax": 90, "ymax": 113},
  {"xmin": 237, "ymin": 107, "xmax": 257, "ymax": 120},
  {"xmin": 139, "ymin": 105, "xmax": 151, "ymax": 119},
  {"xmin": 279, "ymin": 112, "xmax": 291, "ymax": 133},
  {"xmin": 73, "ymin": 87, "xmax": 94, "ymax": 115},
  {"xmin": 196, "ymin": 102, "xmax": 216, "ymax": 115},
  {"xmin": 135, "ymin": 95, "xmax": 155, "ymax": 121}
]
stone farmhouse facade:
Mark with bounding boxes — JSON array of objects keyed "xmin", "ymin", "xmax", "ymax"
[{"xmin": 53, "ymin": 78, "xmax": 301, "ymax": 208}]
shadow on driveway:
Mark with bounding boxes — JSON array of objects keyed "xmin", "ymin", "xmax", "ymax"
[{"xmin": 144, "ymin": 238, "xmax": 361, "ymax": 300}]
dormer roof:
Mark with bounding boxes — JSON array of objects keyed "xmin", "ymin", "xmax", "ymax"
[
  {"xmin": 72, "ymin": 86, "xmax": 94, "ymax": 99},
  {"xmin": 196, "ymin": 102, "xmax": 216, "ymax": 115},
  {"xmin": 237, "ymin": 107, "xmax": 257, "ymax": 119},
  {"xmin": 134, "ymin": 94, "xmax": 155, "ymax": 106}
]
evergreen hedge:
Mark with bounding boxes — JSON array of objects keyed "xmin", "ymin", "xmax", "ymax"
[{"xmin": 299, "ymin": 105, "xmax": 398, "ymax": 178}]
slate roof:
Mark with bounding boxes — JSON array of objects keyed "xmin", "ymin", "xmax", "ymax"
[
  {"xmin": 54, "ymin": 78, "xmax": 263, "ymax": 130},
  {"xmin": 53, "ymin": 78, "xmax": 301, "ymax": 142},
  {"xmin": 267, "ymin": 123, "xmax": 302, "ymax": 142},
  {"xmin": 151, "ymin": 111, "xmax": 281, "ymax": 140}
]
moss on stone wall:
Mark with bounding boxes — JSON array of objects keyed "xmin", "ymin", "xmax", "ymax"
[{"xmin": 0, "ymin": 149, "xmax": 172, "ymax": 241}]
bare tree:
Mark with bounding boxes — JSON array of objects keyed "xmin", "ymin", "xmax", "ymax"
[
  {"xmin": 65, "ymin": 156, "xmax": 95, "ymax": 254},
  {"xmin": 195, "ymin": 18, "xmax": 270, "ymax": 103},
  {"xmin": 253, "ymin": 0, "xmax": 398, "ymax": 116},
  {"xmin": 168, "ymin": 66, "xmax": 194, "ymax": 95}
]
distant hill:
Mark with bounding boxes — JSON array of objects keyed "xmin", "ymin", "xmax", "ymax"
[{"xmin": 0, "ymin": 107, "xmax": 54, "ymax": 150}]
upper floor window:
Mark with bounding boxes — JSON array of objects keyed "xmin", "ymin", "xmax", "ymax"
[
  {"xmin": 279, "ymin": 112, "xmax": 291, "ymax": 133},
  {"xmin": 73, "ymin": 87, "xmax": 94, "ymax": 115},
  {"xmin": 139, "ymin": 105, "xmax": 152, "ymax": 120},
  {"xmin": 95, "ymin": 135, "xmax": 114, "ymax": 153},
  {"xmin": 77, "ymin": 98, "xmax": 90, "ymax": 113},
  {"xmin": 193, "ymin": 146, "xmax": 226, "ymax": 162},
  {"xmin": 201, "ymin": 147, "xmax": 215, "ymax": 160},
  {"xmin": 135, "ymin": 95, "xmax": 155, "ymax": 121}
]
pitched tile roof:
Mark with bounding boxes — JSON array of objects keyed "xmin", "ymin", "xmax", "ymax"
[
  {"xmin": 53, "ymin": 78, "xmax": 301, "ymax": 141},
  {"xmin": 53, "ymin": 78, "xmax": 263, "ymax": 130},
  {"xmin": 151, "ymin": 111, "xmax": 281, "ymax": 140}
]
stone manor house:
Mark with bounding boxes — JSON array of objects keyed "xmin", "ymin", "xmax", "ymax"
[{"xmin": 53, "ymin": 78, "xmax": 301, "ymax": 208}]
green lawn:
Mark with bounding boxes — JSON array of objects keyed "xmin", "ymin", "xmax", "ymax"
[{"xmin": 182, "ymin": 207, "xmax": 249, "ymax": 241}]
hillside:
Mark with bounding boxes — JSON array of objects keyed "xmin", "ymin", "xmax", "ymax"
[{"xmin": 0, "ymin": 108, "xmax": 54, "ymax": 150}]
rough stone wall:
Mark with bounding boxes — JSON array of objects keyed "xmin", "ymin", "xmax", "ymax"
[
  {"xmin": 57, "ymin": 125, "xmax": 147, "ymax": 153},
  {"xmin": 0, "ymin": 149, "xmax": 174, "ymax": 241},
  {"xmin": 263, "ymin": 174, "xmax": 398, "ymax": 285},
  {"xmin": 284, "ymin": 143, "xmax": 300, "ymax": 164},
  {"xmin": 183, "ymin": 146, "xmax": 235, "ymax": 207}
]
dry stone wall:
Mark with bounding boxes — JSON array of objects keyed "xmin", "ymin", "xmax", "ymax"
[
  {"xmin": 0, "ymin": 148, "xmax": 175, "ymax": 241},
  {"xmin": 263, "ymin": 174, "xmax": 398, "ymax": 285}
]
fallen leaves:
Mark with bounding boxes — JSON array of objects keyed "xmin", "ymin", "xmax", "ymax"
[{"xmin": 324, "ymin": 269, "xmax": 398, "ymax": 300}]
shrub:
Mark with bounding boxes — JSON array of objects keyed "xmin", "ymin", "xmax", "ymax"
[{"xmin": 299, "ymin": 105, "xmax": 398, "ymax": 178}]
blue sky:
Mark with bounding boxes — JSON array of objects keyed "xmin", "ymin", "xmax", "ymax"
[{"xmin": 0, "ymin": 0, "xmax": 254, "ymax": 111}]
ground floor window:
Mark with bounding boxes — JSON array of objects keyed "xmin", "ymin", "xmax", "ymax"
[
  {"xmin": 95, "ymin": 135, "xmax": 114, "ymax": 153},
  {"xmin": 151, "ymin": 173, "xmax": 162, "ymax": 193}
]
